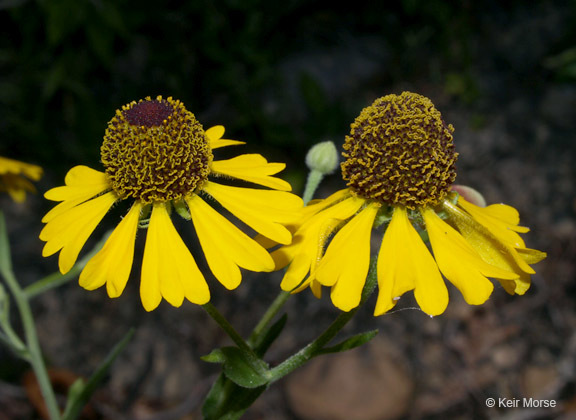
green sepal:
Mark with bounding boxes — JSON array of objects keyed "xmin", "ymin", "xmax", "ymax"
[
  {"xmin": 202, "ymin": 373, "xmax": 268, "ymax": 420},
  {"xmin": 316, "ymin": 329, "xmax": 378, "ymax": 356},
  {"xmin": 138, "ymin": 204, "xmax": 152, "ymax": 229},
  {"xmin": 202, "ymin": 346, "xmax": 270, "ymax": 389},
  {"xmin": 373, "ymin": 205, "xmax": 394, "ymax": 229},
  {"xmin": 61, "ymin": 328, "xmax": 135, "ymax": 420},
  {"xmin": 173, "ymin": 200, "xmax": 191, "ymax": 220}
]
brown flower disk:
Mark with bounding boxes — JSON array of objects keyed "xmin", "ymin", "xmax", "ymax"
[{"xmin": 341, "ymin": 92, "xmax": 458, "ymax": 209}]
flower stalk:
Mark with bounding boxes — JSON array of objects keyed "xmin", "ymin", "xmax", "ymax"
[
  {"xmin": 0, "ymin": 212, "xmax": 61, "ymax": 420},
  {"xmin": 267, "ymin": 258, "xmax": 378, "ymax": 382}
]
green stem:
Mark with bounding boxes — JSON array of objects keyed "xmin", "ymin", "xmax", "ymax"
[
  {"xmin": 267, "ymin": 310, "xmax": 355, "ymax": 381},
  {"xmin": 202, "ymin": 303, "xmax": 251, "ymax": 351},
  {"xmin": 202, "ymin": 303, "xmax": 266, "ymax": 374},
  {"xmin": 0, "ymin": 212, "xmax": 60, "ymax": 419},
  {"xmin": 0, "ymin": 319, "xmax": 28, "ymax": 357},
  {"xmin": 246, "ymin": 166, "xmax": 327, "ymax": 349},
  {"xmin": 248, "ymin": 164, "xmax": 327, "ymax": 347},
  {"xmin": 267, "ymin": 258, "xmax": 378, "ymax": 383},
  {"xmin": 302, "ymin": 170, "xmax": 323, "ymax": 205},
  {"xmin": 1, "ymin": 269, "xmax": 61, "ymax": 419},
  {"xmin": 247, "ymin": 290, "xmax": 290, "ymax": 347},
  {"xmin": 24, "ymin": 230, "xmax": 110, "ymax": 300},
  {"xmin": 24, "ymin": 267, "xmax": 83, "ymax": 300},
  {"xmin": 248, "ymin": 165, "xmax": 326, "ymax": 346}
]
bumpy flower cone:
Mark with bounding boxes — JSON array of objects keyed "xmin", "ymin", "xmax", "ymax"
[
  {"xmin": 40, "ymin": 96, "xmax": 302, "ymax": 311},
  {"xmin": 274, "ymin": 92, "xmax": 546, "ymax": 316}
]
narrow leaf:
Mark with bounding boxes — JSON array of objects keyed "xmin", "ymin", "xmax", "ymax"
[
  {"xmin": 61, "ymin": 328, "xmax": 134, "ymax": 420},
  {"xmin": 316, "ymin": 330, "xmax": 378, "ymax": 356}
]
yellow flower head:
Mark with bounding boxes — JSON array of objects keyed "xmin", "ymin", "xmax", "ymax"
[
  {"xmin": 40, "ymin": 96, "xmax": 302, "ymax": 311},
  {"xmin": 274, "ymin": 92, "xmax": 546, "ymax": 316},
  {"xmin": 0, "ymin": 156, "xmax": 43, "ymax": 203}
]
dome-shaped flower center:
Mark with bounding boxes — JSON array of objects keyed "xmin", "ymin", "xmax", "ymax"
[
  {"xmin": 341, "ymin": 92, "xmax": 458, "ymax": 209},
  {"xmin": 101, "ymin": 96, "xmax": 213, "ymax": 203}
]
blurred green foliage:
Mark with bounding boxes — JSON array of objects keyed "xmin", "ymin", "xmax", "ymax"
[{"xmin": 0, "ymin": 0, "xmax": 571, "ymax": 185}]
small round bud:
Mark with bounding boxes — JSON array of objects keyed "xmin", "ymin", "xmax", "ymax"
[
  {"xmin": 451, "ymin": 185, "xmax": 487, "ymax": 207},
  {"xmin": 305, "ymin": 141, "xmax": 339, "ymax": 175}
]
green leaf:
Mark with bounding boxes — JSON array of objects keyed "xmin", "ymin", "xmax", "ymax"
[
  {"xmin": 61, "ymin": 328, "xmax": 134, "ymax": 420},
  {"xmin": 202, "ymin": 374, "xmax": 268, "ymax": 420},
  {"xmin": 202, "ymin": 346, "xmax": 269, "ymax": 389},
  {"xmin": 201, "ymin": 348, "xmax": 226, "ymax": 363},
  {"xmin": 316, "ymin": 330, "xmax": 378, "ymax": 356},
  {"xmin": 66, "ymin": 378, "xmax": 86, "ymax": 402},
  {"xmin": 253, "ymin": 313, "xmax": 287, "ymax": 357},
  {"xmin": 202, "ymin": 372, "xmax": 227, "ymax": 416},
  {"xmin": 0, "ymin": 211, "xmax": 12, "ymax": 276}
]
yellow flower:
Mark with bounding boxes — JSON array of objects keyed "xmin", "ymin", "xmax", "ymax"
[
  {"xmin": 274, "ymin": 92, "xmax": 546, "ymax": 316},
  {"xmin": 0, "ymin": 156, "xmax": 43, "ymax": 203},
  {"xmin": 40, "ymin": 96, "xmax": 302, "ymax": 311}
]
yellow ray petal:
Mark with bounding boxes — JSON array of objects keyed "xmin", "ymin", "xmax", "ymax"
[
  {"xmin": 7, "ymin": 187, "xmax": 26, "ymax": 203},
  {"xmin": 186, "ymin": 194, "xmax": 274, "ymax": 290},
  {"xmin": 2, "ymin": 174, "xmax": 35, "ymax": 202},
  {"xmin": 40, "ymin": 192, "xmax": 117, "ymax": 274},
  {"xmin": 45, "ymin": 166, "xmax": 108, "ymax": 201},
  {"xmin": 141, "ymin": 203, "xmax": 210, "ymax": 311},
  {"xmin": 79, "ymin": 202, "xmax": 142, "ymax": 297},
  {"xmin": 202, "ymin": 181, "xmax": 302, "ymax": 244},
  {"xmin": 374, "ymin": 207, "xmax": 448, "ymax": 316},
  {"xmin": 268, "ymin": 188, "xmax": 351, "ymax": 252},
  {"xmin": 0, "ymin": 156, "xmax": 43, "ymax": 180},
  {"xmin": 516, "ymin": 247, "xmax": 547, "ymax": 265},
  {"xmin": 512, "ymin": 272, "xmax": 531, "ymax": 295},
  {"xmin": 315, "ymin": 203, "xmax": 379, "ymax": 312},
  {"xmin": 206, "ymin": 125, "xmax": 246, "ymax": 149},
  {"xmin": 42, "ymin": 166, "xmax": 110, "ymax": 223},
  {"xmin": 279, "ymin": 217, "xmax": 341, "ymax": 286},
  {"xmin": 211, "ymin": 154, "xmax": 291, "ymax": 191},
  {"xmin": 302, "ymin": 189, "xmax": 351, "ymax": 217},
  {"xmin": 457, "ymin": 197, "xmax": 528, "ymax": 246},
  {"xmin": 444, "ymin": 200, "xmax": 537, "ymax": 275},
  {"xmin": 310, "ymin": 279, "xmax": 322, "ymax": 298},
  {"xmin": 475, "ymin": 200, "xmax": 528, "ymax": 231},
  {"xmin": 278, "ymin": 195, "xmax": 364, "ymax": 292},
  {"xmin": 423, "ymin": 208, "xmax": 519, "ymax": 306}
]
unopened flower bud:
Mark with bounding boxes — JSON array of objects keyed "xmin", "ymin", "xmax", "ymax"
[
  {"xmin": 451, "ymin": 185, "xmax": 487, "ymax": 207},
  {"xmin": 305, "ymin": 141, "xmax": 339, "ymax": 175}
]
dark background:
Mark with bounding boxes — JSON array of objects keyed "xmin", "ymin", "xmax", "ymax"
[{"xmin": 1, "ymin": 1, "xmax": 575, "ymax": 419}]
